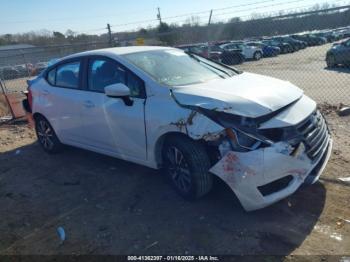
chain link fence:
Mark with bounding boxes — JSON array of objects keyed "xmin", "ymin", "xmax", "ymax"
[
  {"xmin": 1, "ymin": 19, "xmax": 349, "ymax": 120},
  {"xmin": 0, "ymin": 42, "xmax": 110, "ymax": 119}
]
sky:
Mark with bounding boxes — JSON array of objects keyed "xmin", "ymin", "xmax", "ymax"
[{"xmin": 1, "ymin": 0, "xmax": 349, "ymax": 35}]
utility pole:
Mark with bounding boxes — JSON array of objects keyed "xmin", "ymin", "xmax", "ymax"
[
  {"xmin": 208, "ymin": 10, "xmax": 213, "ymax": 26},
  {"xmin": 107, "ymin": 23, "xmax": 112, "ymax": 47},
  {"xmin": 207, "ymin": 10, "xmax": 213, "ymax": 58},
  {"xmin": 157, "ymin": 7, "xmax": 162, "ymax": 25}
]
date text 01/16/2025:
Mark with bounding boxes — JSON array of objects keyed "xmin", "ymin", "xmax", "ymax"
[{"xmin": 127, "ymin": 256, "xmax": 219, "ymax": 261}]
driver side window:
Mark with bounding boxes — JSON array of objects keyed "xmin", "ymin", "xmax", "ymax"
[{"xmin": 88, "ymin": 59, "xmax": 126, "ymax": 93}]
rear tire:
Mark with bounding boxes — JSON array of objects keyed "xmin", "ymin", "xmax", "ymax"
[
  {"xmin": 162, "ymin": 136, "xmax": 213, "ymax": 200},
  {"xmin": 35, "ymin": 115, "xmax": 63, "ymax": 154}
]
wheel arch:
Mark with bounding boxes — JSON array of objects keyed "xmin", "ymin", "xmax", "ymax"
[
  {"xmin": 33, "ymin": 112, "xmax": 44, "ymax": 120},
  {"xmin": 154, "ymin": 131, "xmax": 191, "ymax": 168}
]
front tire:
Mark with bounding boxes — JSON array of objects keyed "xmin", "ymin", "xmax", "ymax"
[
  {"xmin": 163, "ymin": 136, "xmax": 213, "ymax": 200},
  {"xmin": 326, "ymin": 54, "xmax": 336, "ymax": 68},
  {"xmin": 35, "ymin": 115, "xmax": 63, "ymax": 154}
]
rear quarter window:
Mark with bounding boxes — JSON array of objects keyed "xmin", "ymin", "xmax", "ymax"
[{"xmin": 47, "ymin": 68, "xmax": 56, "ymax": 85}]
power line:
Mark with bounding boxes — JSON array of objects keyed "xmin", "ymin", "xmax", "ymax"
[
  {"xmin": 71, "ymin": 0, "xmax": 350, "ymax": 36},
  {"xmin": 109, "ymin": 0, "xmax": 283, "ymax": 28},
  {"xmin": 137, "ymin": 0, "xmax": 348, "ymax": 29},
  {"xmin": 211, "ymin": 0, "xmax": 348, "ymax": 22}
]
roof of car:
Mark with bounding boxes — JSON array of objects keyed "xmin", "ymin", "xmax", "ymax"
[{"xmin": 65, "ymin": 46, "xmax": 174, "ymax": 60}]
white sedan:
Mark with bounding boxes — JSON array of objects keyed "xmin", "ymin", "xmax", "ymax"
[{"xmin": 25, "ymin": 46, "xmax": 332, "ymax": 211}]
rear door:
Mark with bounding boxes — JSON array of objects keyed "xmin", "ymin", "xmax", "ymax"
[
  {"xmin": 79, "ymin": 56, "xmax": 147, "ymax": 161},
  {"xmin": 42, "ymin": 59, "xmax": 86, "ymax": 143}
]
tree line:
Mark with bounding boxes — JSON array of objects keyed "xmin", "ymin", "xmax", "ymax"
[{"xmin": 0, "ymin": 3, "xmax": 349, "ymax": 48}]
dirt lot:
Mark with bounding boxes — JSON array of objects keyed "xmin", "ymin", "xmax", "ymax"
[
  {"xmin": 0, "ymin": 42, "xmax": 350, "ymax": 257},
  {"xmin": 0, "ymin": 108, "xmax": 349, "ymax": 256}
]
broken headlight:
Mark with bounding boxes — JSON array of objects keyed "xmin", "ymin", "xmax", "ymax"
[{"xmin": 225, "ymin": 128, "xmax": 264, "ymax": 152}]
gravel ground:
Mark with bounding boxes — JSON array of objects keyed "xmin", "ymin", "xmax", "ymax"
[
  {"xmin": 0, "ymin": 108, "xmax": 349, "ymax": 256},
  {"xmin": 0, "ymin": 41, "xmax": 349, "ymax": 257}
]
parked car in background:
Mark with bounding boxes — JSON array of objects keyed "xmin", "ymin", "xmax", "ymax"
[
  {"xmin": 282, "ymin": 36, "xmax": 307, "ymax": 49},
  {"xmin": 246, "ymin": 42, "xmax": 280, "ymax": 57},
  {"xmin": 272, "ymin": 36, "xmax": 303, "ymax": 52},
  {"xmin": 178, "ymin": 44, "xmax": 244, "ymax": 65},
  {"xmin": 24, "ymin": 46, "xmax": 332, "ymax": 211},
  {"xmin": 291, "ymin": 34, "xmax": 326, "ymax": 46},
  {"xmin": 326, "ymin": 39, "xmax": 350, "ymax": 67},
  {"xmin": 313, "ymin": 31, "xmax": 336, "ymax": 43},
  {"xmin": 220, "ymin": 41, "xmax": 263, "ymax": 60},
  {"xmin": 177, "ymin": 44, "xmax": 209, "ymax": 57},
  {"xmin": 210, "ymin": 44, "xmax": 245, "ymax": 65},
  {"xmin": 32, "ymin": 62, "xmax": 48, "ymax": 76},
  {"xmin": 261, "ymin": 39, "xmax": 292, "ymax": 54},
  {"xmin": 14, "ymin": 64, "xmax": 29, "ymax": 77},
  {"xmin": 332, "ymin": 28, "xmax": 350, "ymax": 40},
  {"xmin": 0, "ymin": 66, "xmax": 19, "ymax": 80}
]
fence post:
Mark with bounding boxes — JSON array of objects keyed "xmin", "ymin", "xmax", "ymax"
[
  {"xmin": 20, "ymin": 50, "xmax": 31, "ymax": 78},
  {"xmin": 0, "ymin": 78, "xmax": 15, "ymax": 120}
]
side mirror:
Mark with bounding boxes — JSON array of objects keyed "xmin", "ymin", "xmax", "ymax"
[
  {"xmin": 104, "ymin": 83, "xmax": 133, "ymax": 106},
  {"xmin": 105, "ymin": 83, "xmax": 130, "ymax": 98}
]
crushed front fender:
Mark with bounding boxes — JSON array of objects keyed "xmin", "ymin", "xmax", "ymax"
[{"xmin": 210, "ymin": 139, "xmax": 333, "ymax": 211}]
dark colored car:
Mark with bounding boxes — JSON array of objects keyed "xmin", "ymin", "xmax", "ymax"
[
  {"xmin": 261, "ymin": 39, "xmax": 292, "ymax": 54},
  {"xmin": 291, "ymin": 34, "xmax": 326, "ymax": 46},
  {"xmin": 285, "ymin": 36, "xmax": 307, "ymax": 50},
  {"xmin": 272, "ymin": 37, "xmax": 304, "ymax": 52},
  {"xmin": 178, "ymin": 43, "xmax": 244, "ymax": 65},
  {"xmin": 0, "ymin": 66, "xmax": 19, "ymax": 80},
  {"xmin": 326, "ymin": 39, "xmax": 350, "ymax": 67},
  {"xmin": 246, "ymin": 42, "xmax": 280, "ymax": 57},
  {"xmin": 314, "ymin": 32, "xmax": 336, "ymax": 43},
  {"xmin": 212, "ymin": 45, "xmax": 245, "ymax": 65}
]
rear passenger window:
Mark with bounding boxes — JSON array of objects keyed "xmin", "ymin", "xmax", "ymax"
[{"xmin": 56, "ymin": 62, "xmax": 80, "ymax": 89}]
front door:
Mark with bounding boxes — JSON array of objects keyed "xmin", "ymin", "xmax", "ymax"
[{"xmin": 79, "ymin": 57, "xmax": 147, "ymax": 161}]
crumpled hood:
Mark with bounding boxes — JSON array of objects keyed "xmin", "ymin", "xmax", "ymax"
[{"xmin": 171, "ymin": 72, "xmax": 303, "ymax": 118}]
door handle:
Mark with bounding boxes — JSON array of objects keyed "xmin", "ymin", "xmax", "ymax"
[
  {"xmin": 83, "ymin": 100, "xmax": 95, "ymax": 108},
  {"xmin": 42, "ymin": 90, "xmax": 50, "ymax": 95}
]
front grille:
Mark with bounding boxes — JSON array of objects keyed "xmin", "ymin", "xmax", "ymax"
[{"xmin": 296, "ymin": 111, "xmax": 330, "ymax": 160}]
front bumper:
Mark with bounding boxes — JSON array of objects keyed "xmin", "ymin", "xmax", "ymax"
[{"xmin": 210, "ymin": 138, "xmax": 332, "ymax": 211}]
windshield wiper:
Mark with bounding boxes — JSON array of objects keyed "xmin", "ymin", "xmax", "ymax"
[{"xmin": 187, "ymin": 53, "xmax": 233, "ymax": 78}]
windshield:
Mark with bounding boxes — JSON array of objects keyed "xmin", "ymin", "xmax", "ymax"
[{"xmin": 123, "ymin": 49, "xmax": 237, "ymax": 86}]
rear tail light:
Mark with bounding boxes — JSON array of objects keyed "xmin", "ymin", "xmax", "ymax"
[{"xmin": 26, "ymin": 79, "xmax": 33, "ymax": 110}]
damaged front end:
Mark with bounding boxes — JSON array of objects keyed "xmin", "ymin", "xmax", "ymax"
[{"xmin": 172, "ymin": 91, "xmax": 332, "ymax": 211}]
